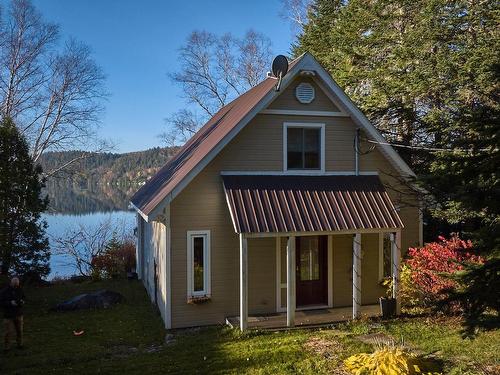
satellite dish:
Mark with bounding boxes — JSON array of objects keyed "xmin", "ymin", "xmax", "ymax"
[{"xmin": 271, "ymin": 55, "xmax": 289, "ymax": 91}]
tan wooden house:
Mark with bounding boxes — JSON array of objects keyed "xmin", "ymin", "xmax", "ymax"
[{"xmin": 130, "ymin": 53, "xmax": 422, "ymax": 331}]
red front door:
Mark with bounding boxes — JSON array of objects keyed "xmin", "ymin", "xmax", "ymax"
[{"xmin": 296, "ymin": 236, "xmax": 328, "ymax": 307}]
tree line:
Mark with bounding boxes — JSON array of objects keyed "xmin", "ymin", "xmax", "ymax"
[{"xmin": 39, "ymin": 147, "xmax": 177, "ymax": 187}]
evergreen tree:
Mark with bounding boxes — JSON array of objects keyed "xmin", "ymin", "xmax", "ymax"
[
  {"xmin": 295, "ymin": 0, "xmax": 499, "ymax": 329},
  {"xmin": 0, "ymin": 117, "xmax": 50, "ymax": 277},
  {"xmin": 295, "ymin": 0, "xmax": 499, "ymax": 243}
]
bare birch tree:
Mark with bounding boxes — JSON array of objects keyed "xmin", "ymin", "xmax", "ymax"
[
  {"xmin": 160, "ymin": 29, "xmax": 273, "ymax": 146},
  {"xmin": 0, "ymin": 0, "xmax": 108, "ymax": 174},
  {"xmin": 279, "ymin": 0, "xmax": 312, "ymax": 32}
]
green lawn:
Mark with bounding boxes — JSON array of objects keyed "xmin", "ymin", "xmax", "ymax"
[{"xmin": 1, "ymin": 280, "xmax": 498, "ymax": 374}]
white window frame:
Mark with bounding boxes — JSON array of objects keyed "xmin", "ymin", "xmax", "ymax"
[
  {"xmin": 378, "ymin": 232, "xmax": 393, "ymax": 281},
  {"xmin": 186, "ymin": 230, "xmax": 211, "ymax": 298},
  {"xmin": 283, "ymin": 122, "xmax": 326, "ymax": 173}
]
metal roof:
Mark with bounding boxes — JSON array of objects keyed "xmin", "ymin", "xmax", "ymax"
[
  {"xmin": 222, "ymin": 175, "xmax": 404, "ymax": 234},
  {"xmin": 130, "ymin": 78, "xmax": 276, "ymax": 215}
]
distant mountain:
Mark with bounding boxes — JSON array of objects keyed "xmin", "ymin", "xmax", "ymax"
[
  {"xmin": 39, "ymin": 147, "xmax": 178, "ymax": 214},
  {"xmin": 39, "ymin": 147, "xmax": 178, "ymax": 186}
]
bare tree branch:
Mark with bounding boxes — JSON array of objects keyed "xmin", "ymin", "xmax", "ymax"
[
  {"xmin": 52, "ymin": 217, "xmax": 132, "ymax": 277},
  {"xmin": 279, "ymin": 0, "xmax": 312, "ymax": 32},
  {"xmin": 161, "ymin": 29, "xmax": 273, "ymax": 146},
  {"xmin": 0, "ymin": 0, "xmax": 108, "ymax": 172}
]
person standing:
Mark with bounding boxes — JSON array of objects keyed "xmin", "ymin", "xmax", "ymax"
[{"xmin": 1, "ymin": 277, "xmax": 25, "ymax": 351}]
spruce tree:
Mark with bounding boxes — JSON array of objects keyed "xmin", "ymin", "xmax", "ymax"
[
  {"xmin": 295, "ymin": 0, "xmax": 499, "ymax": 245},
  {"xmin": 0, "ymin": 117, "xmax": 50, "ymax": 277},
  {"xmin": 295, "ymin": 0, "xmax": 499, "ymax": 330}
]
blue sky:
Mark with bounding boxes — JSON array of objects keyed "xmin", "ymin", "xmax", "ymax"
[{"xmin": 31, "ymin": 0, "xmax": 294, "ymax": 153}]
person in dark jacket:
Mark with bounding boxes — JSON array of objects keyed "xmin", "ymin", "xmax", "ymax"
[{"xmin": 1, "ymin": 277, "xmax": 25, "ymax": 351}]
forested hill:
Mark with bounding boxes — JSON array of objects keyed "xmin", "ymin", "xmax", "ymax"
[{"xmin": 39, "ymin": 147, "xmax": 178, "ymax": 186}]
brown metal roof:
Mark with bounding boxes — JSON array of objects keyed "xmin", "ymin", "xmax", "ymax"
[
  {"xmin": 130, "ymin": 79, "xmax": 274, "ymax": 215},
  {"xmin": 222, "ymin": 175, "xmax": 404, "ymax": 234},
  {"xmin": 130, "ymin": 56, "xmax": 303, "ymax": 216}
]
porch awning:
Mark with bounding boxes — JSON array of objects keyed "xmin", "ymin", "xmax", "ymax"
[{"xmin": 222, "ymin": 175, "xmax": 404, "ymax": 234}]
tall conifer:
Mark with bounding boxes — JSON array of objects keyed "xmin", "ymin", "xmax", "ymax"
[{"xmin": 0, "ymin": 117, "xmax": 50, "ymax": 277}]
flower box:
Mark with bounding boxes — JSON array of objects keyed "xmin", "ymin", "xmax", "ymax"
[{"xmin": 187, "ymin": 295, "xmax": 211, "ymax": 305}]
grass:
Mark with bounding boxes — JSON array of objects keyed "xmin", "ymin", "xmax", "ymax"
[{"xmin": 1, "ymin": 279, "xmax": 498, "ymax": 374}]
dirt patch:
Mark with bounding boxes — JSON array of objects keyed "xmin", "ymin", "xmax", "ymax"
[{"xmin": 304, "ymin": 337, "xmax": 350, "ymax": 374}]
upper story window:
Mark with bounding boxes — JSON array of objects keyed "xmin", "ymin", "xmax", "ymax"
[{"xmin": 284, "ymin": 123, "xmax": 325, "ymax": 171}]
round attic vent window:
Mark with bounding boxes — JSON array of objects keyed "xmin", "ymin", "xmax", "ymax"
[{"xmin": 295, "ymin": 82, "xmax": 315, "ymax": 104}]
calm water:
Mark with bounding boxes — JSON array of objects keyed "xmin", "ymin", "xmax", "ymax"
[{"xmin": 43, "ymin": 183, "xmax": 135, "ymax": 279}]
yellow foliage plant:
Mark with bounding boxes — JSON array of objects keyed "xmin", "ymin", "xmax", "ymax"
[{"xmin": 344, "ymin": 347, "xmax": 442, "ymax": 375}]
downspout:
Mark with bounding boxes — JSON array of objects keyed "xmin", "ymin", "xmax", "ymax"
[{"xmin": 354, "ymin": 128, "xmax": 360, "ymax": 176}]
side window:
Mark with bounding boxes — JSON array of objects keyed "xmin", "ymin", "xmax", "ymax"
[
  {"xmin": 187, "ymin": 230, "xmax": 211, "ymax": 297},
  {"xmin": 284, "ymin": 123, "xmax": 324, "ymax": 171},
  {"xmin": 379, "ymin": 233, "xmax": 392, "ymax": 280}
]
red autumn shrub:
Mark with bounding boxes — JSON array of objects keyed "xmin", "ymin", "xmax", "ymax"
[{"xmin": 405, "ymin": 234, "xmax": 483, "ymax": 305}]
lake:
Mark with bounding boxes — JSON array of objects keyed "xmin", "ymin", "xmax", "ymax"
[{"xmin": 43, "ymin": 182, "xmax": 135, "ymax": 279}]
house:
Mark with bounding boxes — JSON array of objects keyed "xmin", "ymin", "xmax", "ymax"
[{"xmin": 130, "ymin": 53, "xmax": 422, "ymax": 331}]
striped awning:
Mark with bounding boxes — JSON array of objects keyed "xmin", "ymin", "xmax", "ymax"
[{"xmin": 222, "ymin": 175, "xmax": 404, "ymax": 234}]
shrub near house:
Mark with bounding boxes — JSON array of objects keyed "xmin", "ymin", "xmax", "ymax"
[{"xmin": 404, "ymin": 235, "xmax": 483, "ymax": 306}]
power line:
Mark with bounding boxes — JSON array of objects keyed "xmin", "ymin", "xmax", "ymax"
[{"xmin": 362, "ymin": 138, "xmax": 491, "ymax": 153}]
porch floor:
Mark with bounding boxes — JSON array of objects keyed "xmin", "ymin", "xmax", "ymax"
[{"xmin": 226, "ymin": 304, "xmax": 380, "ymax": 330}]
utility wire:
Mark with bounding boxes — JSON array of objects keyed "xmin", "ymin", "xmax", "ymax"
[{"xmin": 362, "ymin": 138, "xmax": 491, "ymax": 153}]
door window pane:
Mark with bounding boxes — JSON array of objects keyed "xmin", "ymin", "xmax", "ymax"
[
  {"xmin": 299, "ymin": 236, "xmax": 320, "ymax": 281},
  {"xmin": 193, "ymin": 236, "xmax": 204, "ymax": 292},
  {"xmin": 286, "ymin": 127, "xmax": 321, "ymax": 170}
]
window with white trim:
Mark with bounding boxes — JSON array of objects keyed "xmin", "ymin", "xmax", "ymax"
[
  {"xmin": 284, "ymin": 123, "xmax": 325, "ymax": 171},
  {"xmin": 187, "ymin": 230, "xmax": 211, "ymax": 297},
  {"xmin": 379, "ymin": 233, "xmax": 392, "ymax": 280}
]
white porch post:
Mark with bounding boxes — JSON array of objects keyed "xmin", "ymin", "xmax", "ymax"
[
  {"xmin": 239, "ymin": 233, "xmax": 248, "ymax": 331},
  {"xmin": 286, "ymin": 236, "xmax": 296, "ymax": 327},
  {"xmin": 352, "ymin": 233, "xmax": 362, "ymax": 319},
  {"xmin": 391, "ymin": 231, "xmax": 401, "ymax": 315}
]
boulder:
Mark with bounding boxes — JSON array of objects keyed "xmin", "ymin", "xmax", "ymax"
[{"xmin": 53, "ymin": 289, "xmax": 124, "ymax": 311}]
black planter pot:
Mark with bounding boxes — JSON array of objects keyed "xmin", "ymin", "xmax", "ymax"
[{"xmin": 379, "ymin": 297, "xmax": 396, "ymax": 318}]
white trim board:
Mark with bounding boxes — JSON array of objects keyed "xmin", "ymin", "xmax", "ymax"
[
  {"xmin": 220, "ymin": 171, "xmax": 379, "ymax": 176},
  {"xmin": 245, "ymin": 227, "xmax": 401, "ymax": 238},
  {"xmin": 328, "ymin": 235, "xmax": 333, "ymax": 308},
  {"xmin": 261, "ymin": 109, "xmax": 349, "ymax": 117},
  {"xmin": 275, "ymin": 237, "xmax": 285, "ymax": 313},
  {"xmin": 164, "ymin": 204, "xmax": 172, "ymax": 329}
]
